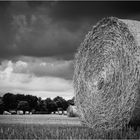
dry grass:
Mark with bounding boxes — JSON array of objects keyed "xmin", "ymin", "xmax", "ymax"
[
  {"xmin": 0, "ymin": 114, "xmax": 81, "ymax": 125},
  {"xmin": 0, "ymin": 114, "xmax": 140, "ymax": 139},
  {"xmin": 1, "ymin": 123, "xmax": 140, "ymax": 139},
  {"xmin": 74, "ymin": 17, "xmax": 140, "ymax": 130}
]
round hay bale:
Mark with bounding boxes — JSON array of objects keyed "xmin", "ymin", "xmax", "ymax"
[
  {"xmin": 73, "ymin": 17, "xmax": 140, "ymax": 130},
  {"xmin": 67, "ymin": 105, "xmax": 79, "ymax": 117}
]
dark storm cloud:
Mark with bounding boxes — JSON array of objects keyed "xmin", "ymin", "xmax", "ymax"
[
  {"xmin": 49, "ymin": 2, "xmax": 140, "ymax": 20},
  {"xmin": 0, "ymin": 1, "xmax": 140, "ymax": 60},
  {"xmin": 13, "ymin": 56, "xmax": 74, "ymax": 80},
  {"xmin": 0, "ymin": 57, "xmax": 73, "ymax": 80}
]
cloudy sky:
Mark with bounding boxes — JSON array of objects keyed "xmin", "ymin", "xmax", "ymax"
[{"xmin": 0, "ymin": 1, "xmax": 140, "ymax": 99}]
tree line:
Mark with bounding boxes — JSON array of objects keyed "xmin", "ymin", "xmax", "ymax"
[{"xmin": 0, "ymin": 93, "xmax": 74, "ymax": 114}]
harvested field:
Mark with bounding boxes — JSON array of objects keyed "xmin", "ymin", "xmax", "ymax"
[
  {"xmin": 0, "ymin": 114, "xmax": 81, "ymax": 125},
  {"xmin": 0, "ymin": 115, "xmax": 140, "ymax": 139}
]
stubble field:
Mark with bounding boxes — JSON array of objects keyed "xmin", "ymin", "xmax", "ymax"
[{"xmin": 0, "ymin": 114, "xmax": 140, "ymax": 139}]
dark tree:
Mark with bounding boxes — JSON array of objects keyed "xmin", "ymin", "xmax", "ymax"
[
  {"xmin": 2, "ymin": 92, "xmax": 70, "ymax": 114},
  {"xmin": 25, "ymin": 95, "xmax": 38, "ymax": 111},
  {"xmin": 62, "ymin": 99, "xmax": 68, "ymax": 110},
  {"xmin": 45, "ymin": 98, "xmax": 57, "ymax": 113},
  {"xmin": 0, "ymin": 97, "xmax": 4, "ymax": 114},
  {"xmin": 3, "ymin": 93, "xmax": 17, "ymax": 111},
  {"xmin": 53, "ymin": 96, "xmax": 68, "ymax": 111},
  {"xmin": 17, "ymin": 101, "xmax": 30, "ymax": 114},
  {"xmin": 16, "ymin": 94, "xmax": 26, "ymax": 101},
  {"xmin": 36, "ymin": 99, "xmax": 47, "ymax": 112},
  {"xmin": 67, "ymin": 97, "xmax": 75, "ymax": 106},
  {"xmin": 50, "ymin": 100, "xmax": 57, "ymax": 113}
]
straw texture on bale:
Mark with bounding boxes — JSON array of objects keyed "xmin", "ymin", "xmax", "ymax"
[{"xmin": 73, "ymin": 17, "xmax": 140, "ymax": 130}]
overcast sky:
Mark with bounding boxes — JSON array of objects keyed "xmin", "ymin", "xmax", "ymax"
[{"xmin": 0, "ymin": 1, "xmax": 140, "ymax": 99}]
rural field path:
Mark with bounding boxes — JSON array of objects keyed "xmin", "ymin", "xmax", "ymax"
[{"xmin": 0, "ymin": 115, "xmax": 81, "ymax": 126}]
